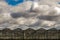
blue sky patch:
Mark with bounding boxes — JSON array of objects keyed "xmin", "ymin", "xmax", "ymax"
[{"xmin": 5, "ymin": 0, "xmax": 24, "ymax": 6}]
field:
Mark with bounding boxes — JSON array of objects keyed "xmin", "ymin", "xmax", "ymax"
[{"xmin": 0, "ymin": 28, "xmax": 60, "ymax": 39}]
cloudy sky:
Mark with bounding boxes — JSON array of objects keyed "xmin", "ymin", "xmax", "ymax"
[
  {"xmin": 0, "ymin": 0, "xmax": 60, "ymax": 30},
  {"xmin": 0, "ymin": 0, "xmax": 59, "ymax": 13},
  {"xmin": 0, "ymin": 0, "xmax": 33, "ymax": 13}
]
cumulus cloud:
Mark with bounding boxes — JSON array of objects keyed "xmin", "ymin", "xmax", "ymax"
[
  {"xmin": 0, "ymin": 0, "xmax": 33, "ymax": 13},
  {"xmin": 0, "ymin": 0, "xmax": 60, "ymax": 30}
]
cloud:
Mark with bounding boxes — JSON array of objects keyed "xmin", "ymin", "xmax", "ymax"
[
  {"xmin": 0, "ymin": 0, "xmax": 33, "ymax": 13},
  {"xmin": 0, "ymin": 0, "xmax": 60, "ymax": 29}
]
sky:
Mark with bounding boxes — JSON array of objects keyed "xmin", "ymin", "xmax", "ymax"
[{"xmin": 5, "ymin": 0, "xmax": 24, "ymax": 6}]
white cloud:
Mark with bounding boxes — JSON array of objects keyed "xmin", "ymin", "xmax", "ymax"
[
  {"xmin": 0, "ymin": 0, "xmax": 33, "ymax": 13},
  {"xmin": 0, "ymin": 0, "xmax": 60, "ymax": 30}
]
